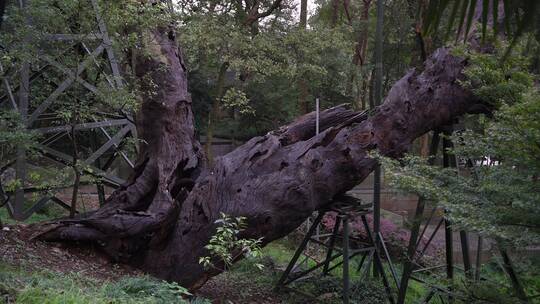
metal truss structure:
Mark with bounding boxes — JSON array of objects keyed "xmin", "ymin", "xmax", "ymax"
[
  {"xmin": 395, "ymin": 128, "xmax": 530, "ymax": 303},
  {"xmin": 276, "ymin": 195, "xmax": 397, "ymax": 304},
  {"xmin": 0, "ymin": 0, "xmax": 136, "ymax": 220},
  {"xmin": 277, "ymin": 130, "xmax": 530, "ymax": 304}
]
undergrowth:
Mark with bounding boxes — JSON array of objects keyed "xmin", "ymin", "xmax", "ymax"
[{"xmin": 0, "ymin": 263, "xmax": 210, "ymax": 304}]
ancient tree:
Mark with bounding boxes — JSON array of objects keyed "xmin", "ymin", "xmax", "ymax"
[{"xmin": 35, "ymin": 8, "xmax": 491, "ymax": 290}]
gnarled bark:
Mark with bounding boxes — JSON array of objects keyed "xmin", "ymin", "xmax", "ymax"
[
  {"xmin": 35, "ymin": 22, "xmax": 490, "ymax": 290},
  {"xmin": 36, "ymin": 27, "xmax": 204, "ymax": 260}
]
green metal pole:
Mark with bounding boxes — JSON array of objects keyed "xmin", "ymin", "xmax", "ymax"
[
  {"xmin": 372, "ymin": 0, "xmax": 384, "ymax": 277},
  {"xmin": 342, "ymin": 215, "xmax": 350, "ymax": 304},
  {"xmin": 443, "ymin": 129, "xmax": 454, "ymax": 303},
  {"xmin": 396, "ymin": 132, "xmax": 440, "ymax": 304},
  {"xmin": 498, "ymin": 245, "xmax": 529, "ymax": 303}
]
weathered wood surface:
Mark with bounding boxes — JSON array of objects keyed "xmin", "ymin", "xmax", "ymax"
[{"xmin": 35, "ymin": 23, "xmax": 490, "ymax": 289}]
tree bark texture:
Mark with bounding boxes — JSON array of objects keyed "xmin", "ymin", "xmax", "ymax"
[
  {"xmin": 353, "ymin": 0, "xmax": 372, "ymax": 66},
  {"xmin": 35, "ymin": 24, "xmax": 491, "ymax": 289}
]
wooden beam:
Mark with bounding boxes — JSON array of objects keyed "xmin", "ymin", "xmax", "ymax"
[
  {"xmin": 35, "ymin": 119, "xmax": 129, "ymax": 134},
  {"xmin": 96, "ymin": 120, "xmax": 135, "ymax": 168},
  {"xmin": 28, "ymin": 44, "xmax": 105, "ymax": 125},
  {"xmin": 92, "ymin": 0, "xmax": 123, "ymax": 88},
  {"xmin": 43, "ymin": 33, "xmax": 102, "ymax": 41},
  {"xmin": 41, "ymin": 55, "xmax": 99, "ymax": 94},
  {"xmin": 84, "ymin": 126, "xmax": 130, "ymax": 165},
  {"xmin": 0, "ymin": 62, "xmax": 18, "ymax": 110},
  {"xmin": 36, "ymin": 144, "xmax": 125, "ymax": 187}
]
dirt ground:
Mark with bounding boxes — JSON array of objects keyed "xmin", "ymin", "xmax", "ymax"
[
  {"xmin": 0, "ymin": 224, "xmax": 142, "ymax": 281},
  {"xmin": 0, "ymin": 224, "xmax": 292, "ymax": 304}
]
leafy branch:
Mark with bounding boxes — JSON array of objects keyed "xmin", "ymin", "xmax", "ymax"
[{"xmin": 199, "ymin": 212, "xmax": 264, "ymax": 271}]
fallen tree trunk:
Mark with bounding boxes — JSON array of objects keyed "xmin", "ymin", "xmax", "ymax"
[{"xmin": 35, "ymin": 21, "xmax": 491, "ymax": 289}]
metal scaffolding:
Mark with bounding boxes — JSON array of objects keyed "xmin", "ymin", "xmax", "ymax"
[
  {"xmin": 0, "ymin": 0, "xmax": 135, "ymax": 220},
  {"xmin": 276, "ymin": 195, "xmax": 396, "ymax": 304}
]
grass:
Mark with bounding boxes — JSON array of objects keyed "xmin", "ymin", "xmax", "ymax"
[
  {"xmin": 0, "ymin": 207, "xmax": 62, "ymax": 226},
  {"xmin": 1, "ymin": 198, "xmax": 69, "ymax": 225},
  {"xmin": 3, "ymin": 239, "xmax": 531, "ymax": 304},
  {"xmin": 214, "ymin": 239, "xmax": 398, "ymax": 303},
  {"xmin": 0, "ymin": 263, "xmax": 210, "ymax": 304},
  {"xmin": 222, "ymin": 238, "xmax": 540, "ymax": 303},
  {"xmin": 2, "ymin": 210, "xmax": 538, "ymax": 303}
]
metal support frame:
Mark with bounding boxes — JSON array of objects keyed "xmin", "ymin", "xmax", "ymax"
[
  {"xmin": 372, "ymin": 0, "xmax": 385, "ymax": 279},
  {"xmin": 397, "ymin": 131, "xmax": 440, "ymax": 304},
  {"xmin": 342, "ymin": 214, "xmax": 350, "ymax": 304},
  {"xmin": 442, "ymin": 127, "xmax": 455, "ymax": 304},
  {"xmin": 395, "ymin": 127, "xmax": 531, "ymax": 303},
  {"xmin": 395, "ymin": 129, "xmax": 462, "ymax": 302},
  {"xmin": 474, "ymin": 236, "xmax": 483, "ymax": 281},
  {"xmin": 444, "ymin": 128, "xmax": 472, "ymax": 279},
  {"xmin": 498, "ymin": 245, "xmax": 529, "ymax": 302},
  {"xmin": 276, "ymin": 195, "xmax": 396, "ymax": 304},
  {"xmin": 0, "ymin": 1, "xmax": 135, "ymax": 220}
]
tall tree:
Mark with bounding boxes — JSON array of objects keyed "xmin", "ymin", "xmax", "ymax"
[
  {"xmin": 353, "ymin": 0, "xmax": 373, "ymax": 109},
  {"xmin": 297, "ymin": 0, "xmax": 309, "ymax": 114},
  {"xmin": 299, "ymin": 0, "xmax": 307, "ymax": 28},
  {"xmin": 200, "ymin": 0, "xmax": 285, "ymax": 162},
  {"xmin": 0, "ymin": 0, "xmax": 6, "ymax": 30}
]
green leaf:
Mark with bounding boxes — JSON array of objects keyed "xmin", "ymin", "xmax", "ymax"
[{"xmin": 502, "ymin": 0, "xmax": 538, "ymax": 61}]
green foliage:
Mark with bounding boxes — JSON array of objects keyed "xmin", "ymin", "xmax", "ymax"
[
  {"xmin": 102, "ymin": 277, "xmax": 192, "ymax": 303},
  {"xmin": 458, "ymin": 46, "xmax": 533, "ymax": 106},
  {"xmin": 0, "ymin": 0, "xmax": 155, "ymax": 206},
  {"xmin": 378, "ymin": 49, "xmax": 540, "ymax": 246},
  {"xmin": 0, "ymin": 0, "xmax": 172, "ymax": 121},
  {"xmin": 182, "ymin": 8, "xmax": 355, "ymax": 137},
  {"xmin": 95, "ymin": 83, "xmax": 140, "ymax": 113},
  {"xmin": 1, "ymin": 0, "xmax": 420, "ymax": 141},
  {"xmin": 0, "ymin": 263, "xmax": 208, "ymax": 304},
  {"xmin": 0, "ymin": 110, "xmax": 38, "ymax": 167},
  {"xmin": 221, "ymin": 88, "xmax": 254, "ymax": 115},
  {"xmin": 210, "ymin": 239, "xmax": 391, "ymax": 303},
  {"xmin": 457, "ymin": 280, "xmax": 520, "ymax": 303},
  {"xmin": 423, "ymin": 0, "xmax": 540, "ymax": 48},
  {"xmin": 199, "ymin": 213, "xmax": 263, "ymax": 271},
  {"xmin": 0, "ymin": 205, "xmax": 64, "ymax": 225},
  {"xmin": 180, "ymin": 0, "xmax": 419, "ymax": 138},
  {"xmin": 350, "ymin": 280, "xmax": 387, "ymax": 304},
  {"xmin": 105, "ymin": 1, "xmax": 177, "ymax": 51},
  {"xmin": 445, "ymin": 257, "xmax": 540, "ymax": 303}
]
